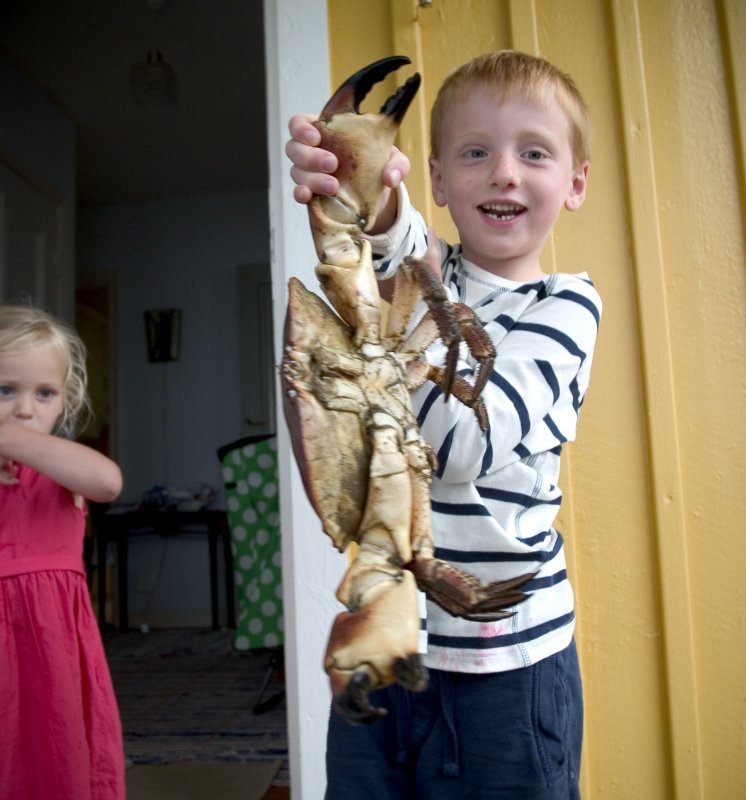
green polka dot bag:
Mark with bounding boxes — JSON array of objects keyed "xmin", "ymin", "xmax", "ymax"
[{"xmin": 220, "ymin": 436, "xmax": 283, "ymax": 651}]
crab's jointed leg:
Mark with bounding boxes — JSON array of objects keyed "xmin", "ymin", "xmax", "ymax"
[{"xmin": 385, "ymin": 257, "xmax": 496, "ymax": 430}]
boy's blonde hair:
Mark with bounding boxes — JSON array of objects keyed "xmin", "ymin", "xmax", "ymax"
[
  {"xmin": 430, "ymin": 50, "xmax": 592, "ymax": 168},
  {"xmin": 0, "ymin": 305, "xmax": 90, "ymax": 438}
]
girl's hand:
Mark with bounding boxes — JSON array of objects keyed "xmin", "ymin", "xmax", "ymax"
[
  {"xmin": 0, "ymin": 458, "xmax": 19, "ymax": 486},
  {"xmin": 285, "ymin": 113, "xmax": 411, "ymax": 205}
]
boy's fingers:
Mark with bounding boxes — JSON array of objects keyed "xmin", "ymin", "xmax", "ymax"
[
  {"xmin": 382, "ymin": 146, "xmax": 410, "ymax": 188},
  {"xmin": 287, "ymin": 113, "xmax": 321, "ymax": 144},
  {"xmin": 289, "ymin": 166, "xmax": 339, "ymax": 202},
  {"xmin": 423, "ymin": 228, "xmax": 442, "ymax": 280},
  {"xmin": 292, "ymin": 184, "xmax": 313, "ymax": 205},
  {"xmin": 285, "ymin": 138, "xmax": 338, "ymax": 174}
]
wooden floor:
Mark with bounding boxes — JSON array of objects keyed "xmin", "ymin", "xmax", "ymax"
[{"xmin": 105, "ymin": 629, "xmax": 289, "ymax": 793}]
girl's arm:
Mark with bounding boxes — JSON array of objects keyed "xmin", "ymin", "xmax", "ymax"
[{"xmin": 0, "ymin": 422, "xmax": 122, "ymax": 503}]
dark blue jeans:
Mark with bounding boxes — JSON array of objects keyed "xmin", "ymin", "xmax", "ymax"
[{"xmin": 325, "ymin": 640, "xmax": 582, "ymax": 799}]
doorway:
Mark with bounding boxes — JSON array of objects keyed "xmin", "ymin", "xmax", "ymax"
[{"xmin": 75, "ymin": 272, "xmax": 118, "ymax": 460}]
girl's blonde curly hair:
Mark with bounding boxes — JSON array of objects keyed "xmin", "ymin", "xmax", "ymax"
[{"xmin": 0, "ymin": 305, "xmax": 91, "ymax": 438}]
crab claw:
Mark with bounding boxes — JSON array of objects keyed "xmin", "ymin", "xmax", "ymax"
[
  {"xmin": 332, "ymin": 655, "xmax": 429, "ymax": 725},
  {"xmin": 320, "ymin": 55, "xmax": 421, "ymax": 122},
  {"xmin": 310, "ymin": 57, "xmax": 421, "ymax": 250},
  {"xmin": 324, "ymin": 570, "xmax": 428, "ymax": 724},
  {"xmin": 332, "ymin": 669, "xmax": 387, "ymax": 725}
]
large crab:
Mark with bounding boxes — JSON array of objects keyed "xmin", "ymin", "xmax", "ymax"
[{"xmin": 281, "ymin": 57, "xmax": 533, "ymax": 724}]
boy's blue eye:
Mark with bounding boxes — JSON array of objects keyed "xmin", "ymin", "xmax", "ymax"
[
  {"xmin": 0, "ymin": 386, "xmax": 13, "ymax": 397},
  {"xmin": 524, "ymin": 150, "xmax": 545, "ymax": 161},
  {"xmin": 466, "ymin": 148, "xmax": 487, "ymax": 159}
]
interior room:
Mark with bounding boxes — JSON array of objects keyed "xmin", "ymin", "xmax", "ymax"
[
  {"xmin": 0, "ymin": 0, "xmax": 274, "ymax": 622},
  {"xmin": 0, "ymin": 0, "xmax": 288, "ymax": 796}
]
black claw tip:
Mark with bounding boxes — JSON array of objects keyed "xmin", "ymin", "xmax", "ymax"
[
  {"xmin": 333, "ymin": 671, "xmax": 387, "ymax": 725},
  {"xmin": 380, "ymin": 73, "xmax": 422, "ymax": 124},
  {"xmin": 321, "ymin": 56, "xmax": 419, "ymax": 120},
  {"xmin": 393, "ymin": 654, "xmax": 429, "ymax": 693}
]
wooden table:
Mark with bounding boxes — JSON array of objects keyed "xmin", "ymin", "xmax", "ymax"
[{"xmin": 96, "ymin": 508, "xmax": 236, "ymax": 631}]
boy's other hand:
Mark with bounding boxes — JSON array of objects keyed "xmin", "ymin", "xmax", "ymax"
[
  {"xmin": 423, "ymin": 228, "xmax": 443, "ymax": 281},
  {"xmin": 286, "ymin": 113, "xmax": 411, "ymax": 205}
]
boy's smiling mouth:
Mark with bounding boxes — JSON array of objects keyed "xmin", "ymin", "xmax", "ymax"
[{"xmin": 479, "ymin": 202, "xmax": 525, "ymax": 221}]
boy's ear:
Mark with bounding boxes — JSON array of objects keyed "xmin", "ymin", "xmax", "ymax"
[
  {"xmin": 565, "ymin": 162, "xmax": 589, "ymax": 211},
  {"xmin": 429, "ymin": 157, "xmax": 448, "ymax": 208}
]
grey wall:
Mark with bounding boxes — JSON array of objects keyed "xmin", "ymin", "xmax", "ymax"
[{"xmin": 78, "ymin": 191, "xmax": 271, "ymax": 626}]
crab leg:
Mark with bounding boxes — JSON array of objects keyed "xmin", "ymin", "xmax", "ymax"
[
  {"xmin": 386, "ymin": 257, "xmax": 495, "ymax": 430},
  {"xmin": 326, "ymin": 417, "xmax": 428, "ymax": 722},
  {"xmin": 404, "ymin": 431, "xmax": 536, "ymax": 621}
]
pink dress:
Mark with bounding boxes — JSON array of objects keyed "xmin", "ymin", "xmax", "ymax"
[{"xmin": 0, "ymin": 465, "xmax": 125, "ymax": 800}]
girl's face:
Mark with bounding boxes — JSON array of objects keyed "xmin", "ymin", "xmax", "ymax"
[
  {"xmin": 0, "ymin": 342, "xmax": 66, "ymax": 435},
  {"xmin": 429, "ymin": 85, "xmax": 588, "ymax": 281}
]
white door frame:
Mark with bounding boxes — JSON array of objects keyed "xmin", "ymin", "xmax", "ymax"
[{"xmin": 263, "ymin": 2, "xmax": 348, "ymax": 797}]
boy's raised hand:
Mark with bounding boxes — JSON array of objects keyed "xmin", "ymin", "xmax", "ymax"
[
  {"xmin": 285, "ymin": 113, "xmax": 411, "ymax": 205},
  {"xmin": 422, "ymin": 227, "xmax": 443, "ymax": 282}
]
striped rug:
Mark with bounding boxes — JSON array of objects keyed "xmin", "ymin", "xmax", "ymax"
[{"xmin": 104, "ymin": 628, "xmax": 289, "ymax": 786}]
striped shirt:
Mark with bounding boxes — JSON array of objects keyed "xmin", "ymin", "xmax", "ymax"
[{"xmin": 369, "ymin": 187, "xmax": 602, "ymax": 673}]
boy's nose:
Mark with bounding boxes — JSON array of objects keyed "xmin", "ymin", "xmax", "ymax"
[{"xmin": 489, "ymin": 155, "xmax": 519, "ymax": 187}]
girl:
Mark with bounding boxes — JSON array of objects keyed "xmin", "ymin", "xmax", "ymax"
[{"xmin": 0, "ymin": 304, "xmax": 125, "ymax": 799}]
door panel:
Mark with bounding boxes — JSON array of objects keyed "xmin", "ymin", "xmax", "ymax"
[{"xmin": 0, "ymin": 160, "xmax": 69, "ymax": 319}]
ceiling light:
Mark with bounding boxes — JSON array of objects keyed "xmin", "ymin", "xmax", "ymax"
[{"xmin": 131, "ymin": 50, "xmax": 177, "ymax": 109}]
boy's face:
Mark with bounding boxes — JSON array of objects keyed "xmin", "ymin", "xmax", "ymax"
[{"xmin": 429, "ymin": 85, "xmax": 588, "ymax": 280}]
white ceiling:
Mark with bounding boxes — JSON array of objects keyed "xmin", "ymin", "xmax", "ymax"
[{"xmin": 0, "ymin": 0, "xmax": 266, "ymax": 207}]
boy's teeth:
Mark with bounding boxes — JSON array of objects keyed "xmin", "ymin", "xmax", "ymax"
[{"xmin": 482, "ymin": 203, "xmax": 522, "ymax": 219}]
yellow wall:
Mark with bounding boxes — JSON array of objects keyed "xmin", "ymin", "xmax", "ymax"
[{"xmin": 326, "ymin": 1, "xmax": 745, "ymax": 797}]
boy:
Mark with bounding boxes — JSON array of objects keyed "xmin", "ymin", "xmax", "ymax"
[{"xmin": 287, "ymin": 50, "xmax": 601, "ymax": 799}]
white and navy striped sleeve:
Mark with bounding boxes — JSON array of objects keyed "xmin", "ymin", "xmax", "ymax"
[{"xmin": 367, "ymin": 183, "xmax": 428, "ymax": 276}]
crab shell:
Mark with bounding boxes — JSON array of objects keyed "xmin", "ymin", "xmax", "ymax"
[{"xmin": 282, "ymin": 276, "xmax": 367, "ymax": 552}]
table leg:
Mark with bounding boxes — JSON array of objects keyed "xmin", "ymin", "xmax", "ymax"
[
  {"xmin": 208, "ymin": 527, "xmax": 219, "ymax": 630},
  {"xmin": 221, "ymin": 514, "xmax": 237, "ymax": 628}
]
